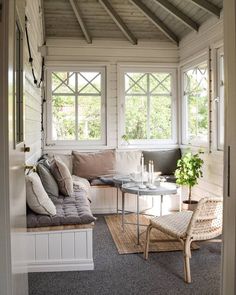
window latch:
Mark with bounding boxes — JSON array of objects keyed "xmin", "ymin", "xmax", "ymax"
[{"xmin": 214, "ymin": 97, "xmax": 220, "ymax": 103}]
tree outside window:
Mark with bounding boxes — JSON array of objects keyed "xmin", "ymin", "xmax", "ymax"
[
  {"xmin": 50, "ymin": 70, "xmax": 105, "ymax": 143},
  {"xmin": 124, "ymin": 71, "xmax": 173, "ymax": 142}
]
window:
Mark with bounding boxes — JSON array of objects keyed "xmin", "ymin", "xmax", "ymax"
[
  {"xmin": 182, "ymin": 61, "xmax": 209, "ymax": 146},
  {"xmin": 216, "ymin": 48, "xmax": 224, "ymax": 150},
  {"xmin": 47, "ymin": 68, "xmax": 106, "ymax": 145},
  {"xmin": 120, "ymin": 68, "xmax": 176, "ymax": 145},
  {"xmin": 15, "ymin": 21, "xmax": 24, "ymax": 145}
]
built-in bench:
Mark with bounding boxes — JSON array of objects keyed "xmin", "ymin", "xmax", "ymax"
[{"xmin": 27, "ymin": 181, "xmax": 95, "ymax": 272}]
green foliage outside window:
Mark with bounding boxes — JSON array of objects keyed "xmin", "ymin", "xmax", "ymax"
[{"xmin": 124, "ymin": 72, "xmax": 172, "ymax": 141}]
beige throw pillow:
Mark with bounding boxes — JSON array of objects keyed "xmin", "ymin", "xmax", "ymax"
[
  {"xmin": 72, "ymin": 150, "xmax": 116, "ymax": 180},
  {"xmin": 50, "ymin": 158, "xmax": 74, "ymax": 197},
  {"xmin": 26, "ymin": 172, "xmax": 56, "ymax": 216},
  {"xmin": 115, "ymin": 150, "xmax": 142, "ymax": 175}
]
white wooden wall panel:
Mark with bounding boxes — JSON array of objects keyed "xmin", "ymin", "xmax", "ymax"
[
  {"xmin": 75, "ymin": 232, "xmax": 87, "ymax": 259},
  {"xmin": 25, "ymin": 0, "xmax": 43, "ymax": 164},
  {"xmin": 35, "ymin": 234, "xmax": 48, "ymax": 260},
  {"xmin": 48, "ymin": 233, "xmax": 61, "ymax": 260},
  {"xmin": 61, "ymin": 232, "xmax": 75, "ymax": 260}
]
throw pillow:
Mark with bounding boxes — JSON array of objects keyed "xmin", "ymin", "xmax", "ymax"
[
  {"xmin": 37, "ymin": 163, "xmax": 59, "ymax": 197},
  {"xmin": 50, "ymin": 157, "xmax": 74, "ymax": 197},
  {"xmin": 115, "ymin": 150, "xmax": 142, "ymax": 175},
  {"xmin": 26, "ymin": 172, "xmax": 56, "ymax": 216},
  {"xmin": 72, "ymin": 150, "xmax": 116, "ymax": 180}
]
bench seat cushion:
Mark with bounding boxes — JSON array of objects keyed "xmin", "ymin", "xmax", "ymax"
[{"xmin": 27, "ymin": 184, "xmax": 96, "ymax": 228}]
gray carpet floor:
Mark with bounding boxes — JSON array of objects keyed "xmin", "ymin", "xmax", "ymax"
[{"xmin": 28, "ymin": 215, "xmax": 221, "ymax": 295}]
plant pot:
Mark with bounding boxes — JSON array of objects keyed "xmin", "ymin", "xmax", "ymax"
[{"xmin": 182, "ymin": 200, "xmax": 198, "ymax": 211}]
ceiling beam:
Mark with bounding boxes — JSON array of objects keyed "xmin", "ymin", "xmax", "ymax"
[
  {"xmin": 69, "ymin": 0, "xmax": 92, "ymax": 44},
  {"xmin": 129, "ymin": 0, "xmax": 179, "ymax": 45},
  {"xmin": 190, "ymin": 0, "xmax": 221, "ymax": 18},
  {"xmin": 98, "ymin": 0, "xmax": 137, "ymax": 45},
  {"xmin": 153, "ymin": 0, "xmax": 199, "ymax": 32}
]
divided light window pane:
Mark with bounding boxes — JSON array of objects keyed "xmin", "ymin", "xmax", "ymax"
[
  {"xmin": 124, "ymin": 72, "xmax": 172, "ymax": 141},
  {"xmin": 51, "ymin": 71, "xmax": 103, "ymax": 141},
  {"xmin": 183, "ymin": 62, "xmax": 208, "ymax": 145}
]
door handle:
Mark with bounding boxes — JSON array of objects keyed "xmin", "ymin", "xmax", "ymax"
[{"xmin": 24, "ymin": 145, "xmax": 30, "ymax": 152}]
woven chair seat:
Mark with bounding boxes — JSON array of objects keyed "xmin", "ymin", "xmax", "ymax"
[{"xmin": 150, "ymin": 211, "xmax": 193, "ymax": 239}]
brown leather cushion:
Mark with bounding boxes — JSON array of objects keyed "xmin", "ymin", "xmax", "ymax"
[{"xmin": 72, "ymin": 150, "xmax": 116, "ymax": 180}]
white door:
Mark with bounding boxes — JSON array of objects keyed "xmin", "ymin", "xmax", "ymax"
[
  {"xmin": 0, "ymin": 0, "xmax": 28, "ymax": 294},
  {"xmin": 222, "ymin": 0, "xmax": 236, "ymax": 294}
]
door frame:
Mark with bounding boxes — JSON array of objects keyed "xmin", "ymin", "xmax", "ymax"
[
  {"xmin": 0, "ymin": 0, "xmax": 13, "ymax": 294},
  {"xmin": 221, "ymin": 0, "xmax": 236, "ymax": 294}
]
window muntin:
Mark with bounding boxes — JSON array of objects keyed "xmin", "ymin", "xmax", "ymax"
[
  {"xmin": 123, "ymin": 71, "xmax": 174, "ymax": 143},
  {"xmin": 216, "ymin": 50, "xmax": 224, "ymax": 150},
  {"xmin": 49, "ymin": 69, "xmax": 105, "ymax": 144},
  {"xmin": 183, "ymin": 62, "xmax": 208, "ymax": 145}
]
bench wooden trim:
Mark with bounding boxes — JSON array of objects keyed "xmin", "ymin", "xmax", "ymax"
[{"xmin": 27, "ymin": 222, "xmax": 94, "ymax": 232}]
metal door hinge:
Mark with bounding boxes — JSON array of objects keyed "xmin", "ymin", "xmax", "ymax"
[{"xmin": 0, "ymin": 2, "xmax": 2, "ymax": 23}]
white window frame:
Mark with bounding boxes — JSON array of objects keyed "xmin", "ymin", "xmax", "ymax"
[
  {"xmin": 215, "ymin": 46, "xmax": 224, "ymax": 151},
  {"xmin": 118, "ymin": 66, "xmax": 178, "ymax": 147},
  {"xmin": 45, "ymin": 66, "xmax": 107, "ymax": 147},
  {"xmin": 181, "ymin": 55, "xmax": 210, "ymax": 147}
]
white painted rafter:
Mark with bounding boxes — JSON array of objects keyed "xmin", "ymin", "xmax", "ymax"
[{"xmin": 69, "ymin": 0, "xmax": 92, "ymax": 44}]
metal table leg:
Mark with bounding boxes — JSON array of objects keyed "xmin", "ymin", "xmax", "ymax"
[
  {"xmin": 160, "ymin": 195, "xmax": 163, "ymax": 216},
  {"xmin": 137, "ymin": 192, "xmax": 140, "ymax": 245},
  {"xmin": 116, "ymin": 187, "xmax": 119, "ymax": 215},
  {"xmin": 122, "ymin": 191, "xmax": 125, "ymax": 231}
]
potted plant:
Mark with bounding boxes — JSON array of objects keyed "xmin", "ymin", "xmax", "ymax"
[{"xmin": 175, "ymin": 151, "xmax": 204, "ymax": 211}]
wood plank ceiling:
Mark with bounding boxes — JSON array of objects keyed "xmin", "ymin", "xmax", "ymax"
[{"xmin": 43, "ymin": 0, "xmax": 223, "ymax": 45}]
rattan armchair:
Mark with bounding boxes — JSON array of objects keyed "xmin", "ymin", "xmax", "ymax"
[{"xmin": 144, "ymin": 197, "xmax": 223, "ymax": 283}]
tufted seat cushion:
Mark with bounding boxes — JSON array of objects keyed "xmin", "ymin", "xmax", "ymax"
[
  {"xmin": 27, "ymin": 183, "xmax": 96, "ymax": 228},
  {"xmin": 150, "ymin": 211, "xmax": 193, "ymax": 239}
]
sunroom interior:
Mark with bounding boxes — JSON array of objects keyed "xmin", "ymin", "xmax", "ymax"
[{"xmin": 1, "ymin": 0, "xmax": 228, "ymax": 294}]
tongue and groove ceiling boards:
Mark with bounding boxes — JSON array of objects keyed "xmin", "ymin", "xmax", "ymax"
[{"xmin": 43, "ymin": 0, "xmax": 223, "ymax": 45}]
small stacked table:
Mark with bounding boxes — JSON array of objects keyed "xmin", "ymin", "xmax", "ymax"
[{"xmin": 113, "ymin": 175, "xmax": 178, "ymax": 245}]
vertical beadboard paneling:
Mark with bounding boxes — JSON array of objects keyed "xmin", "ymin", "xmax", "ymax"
[
  {"xmin": 25, "ymin": 0, "xmax": 43, "ymax": 164},
  {"xmin": 48, "ymin": 233, "xmax": 61, "ymax": 260},
  {"xmin": 61, "ymin": 232, "xmax": 75, "ymax": 259},
  {"xmin": 75, "ymin": 232, "xmax": 87, "ymax": 259},
  {"xmin": 27, "ymin": 234, "xmax": 36, "ymax": 261},
  {"xmin": 35, "ymin": 234, "xmax": 48, "ymax": 260}
]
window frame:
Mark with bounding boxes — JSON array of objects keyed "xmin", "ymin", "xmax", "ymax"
[
  {"xmin": 181, "ymin": 55, "xmax": 210, "ymax": 147},
  {"xmin": 215, "ymin": 46, "xmax": 224, "ymax": 151},
  {"xmin": 118, "ymin": 66, "xmax": 178, "ymax": 147},
  {"xmin": 45, "ymin": 66, "xmax": 107, "ymax": 147}
]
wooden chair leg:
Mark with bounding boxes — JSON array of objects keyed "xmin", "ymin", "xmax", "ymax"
[
  {"xmin": 183, "ymin": 238, "xmax": 192, "ymax": 283},
  {"xmin": 144, "ymin": 224, "xmax": 152, "ymax": 260}
]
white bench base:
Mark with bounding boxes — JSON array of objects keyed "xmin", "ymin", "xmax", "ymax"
[{"xmin": 27, "ymin": 227, "xmax": 93, "ymax": 272}]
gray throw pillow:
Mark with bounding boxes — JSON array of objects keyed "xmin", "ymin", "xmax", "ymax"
[
  {"xmin": 50, "ymin": 158, "xmax": 74, "ymax": 197},
  {"xmin": 143, "ymin": 149, "xmax": 181, "ymax": 175},
  {"xmin": 26, "ymin": 172, "xmax": 56, "ymax": 216},
  {"xmin": 37, "ymin": 163, "xmax": 59, "ymax": 197}
]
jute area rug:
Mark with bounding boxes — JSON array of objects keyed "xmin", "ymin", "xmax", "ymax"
[{"xmin": 105, "ymin": 214, "xmax": 199, "ymax": 254}]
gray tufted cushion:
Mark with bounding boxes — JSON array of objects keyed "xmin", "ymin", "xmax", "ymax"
[{"xmin": 27, "ymin": 184, "xmax": 96, "ymax": 228}]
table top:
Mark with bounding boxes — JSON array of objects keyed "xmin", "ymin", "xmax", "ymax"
[
  {"xmin": 121, "ymin": 182, "xmax": 177, "ymax": 195},
  {"xmin": 113, "ymin": 175, "xmax": 132, "ymax": 185}
]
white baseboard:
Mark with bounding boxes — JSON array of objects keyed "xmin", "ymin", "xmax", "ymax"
[{"xmin": 28, "ymin": 259, "xmax": 94, "ymax": 272}]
